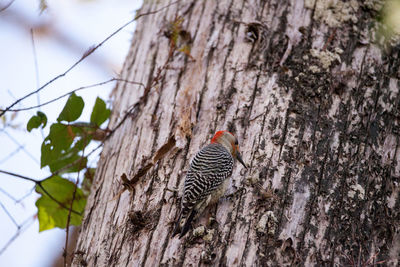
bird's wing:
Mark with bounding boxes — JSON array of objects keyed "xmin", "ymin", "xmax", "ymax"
[
  {"xmin": 183, "ymin": 143, "xmax": 233, "ymax": 209},
  {"xmin": 173, "ymin": 144, "xmax": 233, "ymax": 238}
]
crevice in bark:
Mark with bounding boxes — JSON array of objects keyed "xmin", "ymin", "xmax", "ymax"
[
  {"xmin": 278, "ymin": 108, "xmax": 290, "ymax": 162},
  {"xmin": 325, "ymin": 95, "xmax": 351, "ymax": 265},
  {"xmin": 276, "ymin": 166, "xmax": 292, "ymax": 231},
  {"xmin": 217, "ymin": 181, "xmax": 248, "ymax": 265},
  {"xmin": 157, "ymin": 153, "xmax": 184, "ymax": 263},
  {"xmin": 195, "ymin": 32, "xmax": 217, "ymax": 123},
  {"xmin": 297, "ymin": 145, "xmax": 329, "ymax": 256},
  {"xmin": 215, "ymin": 67, "xmax": 237, "ymax": 129},
  {"xmin": 243, "ymin": 71, "xmax": 262, "ymax": 129},
  {"xmin": 82, "ymin": 163, "xmax": 105, "ymax": 230},
  {"xmin": 221, "ymin": 21, "xmax": 240, "ymax": 98},
  {"xmin": 239, "ymin": 210, "xmax": 255, "ymax": 265},
  {"xmin": 192, "ymin": 1, "xmax": 219, "ymax": 125},
  {"xmin": 159, "ymin": 143, "xmax": 191, "ymax": 264},
  {"xmin": 265, "ymin": 2, "xmax": 289, "ymax": 69},
  {"xmin": 294, "ymin": 115, "xmax": 306, "ymax": 161},
  {"xmin": 221, "ymin": 0, "xmax": 235, "ymax": 28},
  {"xmin": 304, "ymin": 0, "xmax": 317, "ymax": 48},
  {"xmin": 113, "ymin": 228, "xmax": 129, "ymax": 265},
  {"xmin": 130, "ymin": 126, "xmax": 143, "ymax": 176},
  {"xmin": 310, "ymin": 104, "xmax": 321, "ymax": 155}
]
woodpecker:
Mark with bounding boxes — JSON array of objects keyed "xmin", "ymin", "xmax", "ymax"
[{"xmin": 173, "ymin": 130, "xmax": 247, "ymax": 238}]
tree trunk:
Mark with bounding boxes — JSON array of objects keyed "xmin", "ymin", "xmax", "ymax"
[{"xmin": 74, "ymin": 0, "xmax": 400, "ymax": 266}]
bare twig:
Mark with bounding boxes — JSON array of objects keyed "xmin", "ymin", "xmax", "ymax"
[
  {"xmin": 0, "ymin": 0, "xmax": 15, "ymax": 12},
  {"xmin": 0, "ymin": 169, "xmax": 40, "ymax": 183},
  {"xmin": 0, "ymin": 170, "xmax": 82, "ymax": 215},
  {"xmin": 0, "ymin": 0, "xmax": 179, "ymax": 117},
  {"xmin": 7, "ymin": 78, "xmax": 145, "ymax": 112},
  {"xmin": 112, "ymin": 136, "xmax": 177, "ymax": 200},
  {"xmin": 36, "ymin": 183, "xmax": 82, "ymax": 216},
  {"xmin": 5, "ymin": 89, "xmax": 35, "ymax": 117},
  {"xmin": 133, "ymin": 0, "xmax": 179, "ymax": 21}
]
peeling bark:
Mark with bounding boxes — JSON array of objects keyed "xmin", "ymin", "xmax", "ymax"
[{"xmin": 74, "ymin": 0, "xmax": 400, "ymax": 266}]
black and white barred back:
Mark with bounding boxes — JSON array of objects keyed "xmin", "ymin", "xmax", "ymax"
[
  {"xmin": 172, "ymin": 143, "xmax": 233, "ymax": 235},
  {"xmin": 184, "ymin": 143, "xmax": 233, "ymax": 205}
]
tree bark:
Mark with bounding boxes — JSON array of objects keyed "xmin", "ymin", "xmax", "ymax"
[{"xmin": 74, "ymin": 0, "xmax": 400, "ymax": 266}]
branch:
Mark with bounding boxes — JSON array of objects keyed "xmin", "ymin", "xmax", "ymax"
[
  {"xmin": 36, "ymin": 183, "xmax": 82, "ymax": 216},
  {"xmin": 112, "ymin": 135, "xmax": 177, "ymax": 200},
  {"xmin": 0, "ymin": 0, "xmax": 179, "ymax": 117},
  {"xmin": 0, "ymin": 0, "xmax": 15, "ymax": 13},
  {"xmin": 7, "ymin": 78, "xmax": 145, "ymax": 112},
  {"xmin": 0, "ymin": 169, "xmax": 40, "ymax": 183},
  {"xmin": 0, "ymin": 22, "xmax": 130, "ymax": 116},
  {"xmin": 133, "ymin": 0, "xmax": 179, "ymax": 20},
  {"xmin": 0, "ymin": 169, "xmax": 82, "ymax": 215}
]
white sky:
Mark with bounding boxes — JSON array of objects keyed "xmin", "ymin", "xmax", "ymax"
[{"xmin": 0, "ymin": 0, "xmax": 143, "ymax": 266}]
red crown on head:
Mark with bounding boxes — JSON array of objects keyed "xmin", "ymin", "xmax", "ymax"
[{"xmin": 211, "ymin": 130, "xmax": 233, "ymax": 143}]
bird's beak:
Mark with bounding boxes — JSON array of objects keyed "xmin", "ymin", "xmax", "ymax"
[{"xmin": 236, "ymin": 152, "xmax": 247, "ymax": 169}]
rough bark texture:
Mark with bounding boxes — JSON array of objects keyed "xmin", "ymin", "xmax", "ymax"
[{"xmin": 74, "ymin": 0, "xmax": 400, "ymax": 266}]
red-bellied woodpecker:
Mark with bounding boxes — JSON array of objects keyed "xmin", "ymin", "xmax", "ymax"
[{"xmin": 173, "ymin": 130, "xmax": 247, "ymax": 238}]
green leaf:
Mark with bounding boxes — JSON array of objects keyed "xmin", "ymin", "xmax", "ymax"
[
  {"xmin": 48, "ymin": 152, "xmax": 87, "ymax": 174},
  {"xmin": 41, "ymin": 123, "xmax": 90, "ymax": 172},
  {"xmin": 40, "ymin": 123, "xmax": 75, "ymax": 168},
  {"xmin": 35, "ymin": 176, "xmax": 87, "ymax": 232},
  {"xmin": 57, "ymin": 93, "xmax": 84, "ymax": 122},
  {"xmin": 41, "ymin": 142, "xmax": 61, "ymax": 169},
  {"xmin": 48, "ymin": 123, "xmax": 75, "ymax": 151},
  {"xmin": 51, "ymin": 154, "xmax": 87, "ymax": 174},
  {"xmin": 27, "ymin": 111, "xmax": 47, "ymax": 132},
  {"xmin": 90, "ymin": 97, "xmax": 110, "ymax": 126}
]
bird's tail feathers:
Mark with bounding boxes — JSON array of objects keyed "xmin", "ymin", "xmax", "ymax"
[
  {"xmin": 172, "ymin": 208, "xmax": 197, "ymax": 238},
  {"xmin": 179, "ymin": 209, "xmax": 196, "ymax": 238}
]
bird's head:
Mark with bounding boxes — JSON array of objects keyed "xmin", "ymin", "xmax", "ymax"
[{"xmin": 211, "ymin": 130, "xmax": 247, "ymax": 168}]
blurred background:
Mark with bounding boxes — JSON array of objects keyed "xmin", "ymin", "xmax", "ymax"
[{"xmin": 0, "ymin": 0, "xmax": 142, "ymax": 266}]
